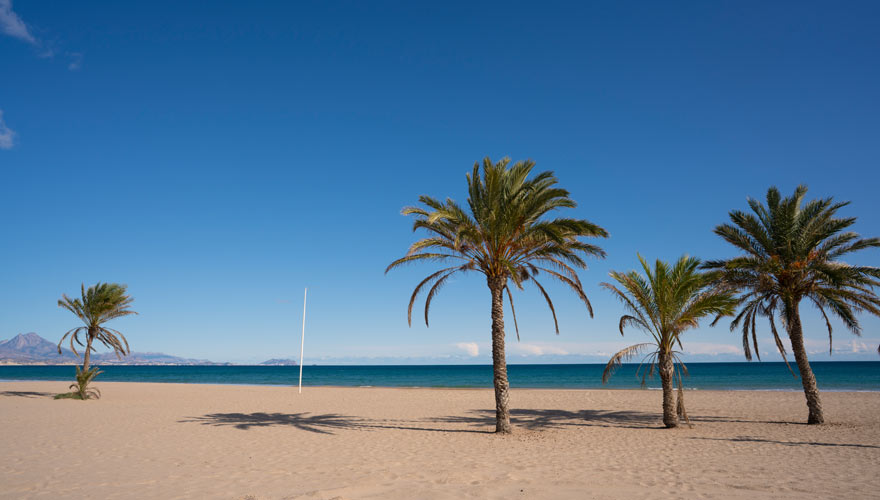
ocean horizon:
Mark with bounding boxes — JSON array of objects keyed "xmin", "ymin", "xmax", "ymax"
[{"xmin": 2, "ymin": 361, "xmax": 877, "ymax": 391}]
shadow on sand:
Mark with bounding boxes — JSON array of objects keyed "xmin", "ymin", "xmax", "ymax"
[
  {"xmin": 688, "ymin": 415, "xmax": 806, "ymax": 426},
  {"xmin": 0, "ymin": 390, "xmax": 55, "ymax": 398},
  {"xmin": 688, "ymin": 436, "xmax": 880, "ymax": 449},
  {"xmin": 431, "ymin": 408, "xmax": 664, "ymax": 430},
  {"xmin": 181, "ymin": 408, "xmax": 858, "ymax": 437},
  {"xmin": 181, "ymin": 411, "xmax": 487, "ymax": 435},
  {"xmin": 180, "ymin": 407, "xmax": 665, "ymax": 435},
  {"xmin": 181, "ymin": 412, "xmax": 363, "ymax": 434}
]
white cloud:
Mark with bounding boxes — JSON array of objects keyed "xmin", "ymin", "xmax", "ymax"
[
  {"xmin": 455, "ymin": 342, "xmax": 479, "ymax": 357},
  {"xmin": 0, "ymin": 1, "xmax": 79, "ymax": 70},
  {"xmin": 844, "ymin": 339, "xmax": 869, "ymax": 354},
  {"xmin": 511, "ymin": 343, "xmax": 569, "ymax": 356},
  {"xmin": 683, "ymin": 342, "xmax": 741, "ymax": 356},
  {"xmin": 0, "ymin": 0, "xmax": 36, "ymax": 45},
  {"xmin": 751, "ymin": 335, "xmax": 880, "ymax": 359},
  {"xmin": 0, "ymin": 110, "xmax": 15, "ymax": 149}
]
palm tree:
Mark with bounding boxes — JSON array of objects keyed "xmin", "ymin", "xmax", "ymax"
[
  {"xmin": 56, "ymin": 283, "xmax": 137, "ymax": 399},
  {"xmin": 55, "ymin": 366, "xmax": 103, "ymax": 400},
  {"xmin": 386, "ymin": 157, "xmax": 608, "ymax": 433},
  {"xmin": 602, "ymin": 255, "xmax": 736, "ymax": 428},
  {"xmin": 705, "ymin": 186, "xmax": 880, "ymax": 424}
]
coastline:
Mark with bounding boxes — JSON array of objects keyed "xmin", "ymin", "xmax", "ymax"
[
  {"xmin": 1, "ymin": 362, "xmax": 877, "ymax": 392},
  {"xmin": 1, "ymin": 378, "xmax": 877, "ymax": 392},
  {"xmin": 2, "ymin": 380, "xmax": 878, "ymax": 499}
]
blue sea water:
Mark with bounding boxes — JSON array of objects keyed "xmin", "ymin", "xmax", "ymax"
[{"xmin": 0, "ymin": 362, "xmax": 878, "ymax": 391}]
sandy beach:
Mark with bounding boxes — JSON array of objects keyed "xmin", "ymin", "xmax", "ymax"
[{"xmin": 1, "ymin": 381, "xmax": 878, "ymax": 499}]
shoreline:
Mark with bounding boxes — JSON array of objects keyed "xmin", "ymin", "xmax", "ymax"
[{"xmin": 0, "ymin": 377, "xmax": 877, "ymax": 392}]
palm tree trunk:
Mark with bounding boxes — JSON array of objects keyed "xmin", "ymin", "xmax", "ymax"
[
  {"xmin": 659, "ymin": 350, "xmax": 678, "ymax": 428},
  {"xmin": 786, "ymin": 300, "xmax": 824, "ymax": 424},
  {"xmin": 488, "ymin": 277, "xmax": 512, "ymax": 434},
  {"xmin": 82, "ymin": 330, "xmax": 94, "ymax": 372}
]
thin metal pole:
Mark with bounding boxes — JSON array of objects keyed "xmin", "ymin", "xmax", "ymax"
[{"xmin": 299, "ymin": 288, "xmax": 307, "ymax": 394}]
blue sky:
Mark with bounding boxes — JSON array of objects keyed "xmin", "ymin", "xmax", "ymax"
[{"xmin": 1, "ymin": 1, "xmax": 879, "ymax": 364}]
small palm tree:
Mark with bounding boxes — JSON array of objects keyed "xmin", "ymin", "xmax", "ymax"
[
  {"xmin": 387, "ymin": 157, "xmax": 608, "ymax": 434},
  {"xmin": 705, "ymin": 186, "xmax": 880, "ymax": 424},
  {"xmin": 55, "ymin": 366, "xmax": 103, "ymax": 400},
  {"xmin": 56, "ymin": 283, "xmax": 137, "ymax": 399},
  {"xmin": 602, "ymin": 255, "xmax": 736, "ymax": 428}
]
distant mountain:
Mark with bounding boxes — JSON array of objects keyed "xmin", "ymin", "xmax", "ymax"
[
  {"xmin": 0, "ymin": 333, "xmax": 228, "ymax": 365},
  {"xmin": 260, "ymin": 358, "xmax": 299, "ymax": 366},
  {"xmin": 0, "ymin": 333, "xmax": 77, "ymax": 363},
  {"xmin": 91, "ymin": 351, "xmax": 230, "ymax": 365}
]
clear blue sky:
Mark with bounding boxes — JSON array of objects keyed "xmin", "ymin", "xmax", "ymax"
[{"xmin": 1, "ymin": 1, "xmax": 878, "ymax": 364}]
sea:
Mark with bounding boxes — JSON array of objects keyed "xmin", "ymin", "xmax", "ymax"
[{"xmin": 1, "ymin": 362, "xmax": 878, "ymax": 391}]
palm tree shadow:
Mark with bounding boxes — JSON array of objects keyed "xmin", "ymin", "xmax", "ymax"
[
  {"xmin": 180, "ymin": 412, "xmax": 488, "ymax": 435},
  {"xmin": 181, "ymin": 408, "xmax": 667, "ymax": 435},
  {"xmin": 689, "ymin": 416, "xmax": 805, "ymax": 426},
  {"xmin": 433, "ymin": 408, "xmax": 664, "ymax": 430},
  {"xmin": 0, "ymin": 391, "xmax": 54, "ymax": 398},
  {"xmin": 689, "ymin": 436, "xmax": 880, "ymax": 449},
  {"xmin": 180, "ymin": 412, "xmax": 361, "ymax": 434}
]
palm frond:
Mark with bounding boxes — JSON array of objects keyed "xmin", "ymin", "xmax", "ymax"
[
  {"xmin": 530, "ymin": 277, "xmax": 560, "ymax": 334},
  {"xmin": 57, "ymin": 283, "xmax": 136, "ymax": 364},
  {"xmin": 602, "ymin": 343, "xmax": 655, "ymax": 383},
  {"xmin": 388, "ymin": 157, "xmax": 608, "ymax": 343},
  {"xmin": 505, "ymin": 286, "xmax": 521, "ymax": 341},
  {"xmin": 712, "ymin": 185, "xmax": 880, "ymax": 365}
]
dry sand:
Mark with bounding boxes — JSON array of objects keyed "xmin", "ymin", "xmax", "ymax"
[{"xmin": 1, "ymin": 381, "xmax": 878, "ymax": 499}]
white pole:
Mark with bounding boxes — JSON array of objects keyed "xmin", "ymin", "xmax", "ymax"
[{"xmin": 299, "ymin": 288, "xmax": 307, "ymax": 394}]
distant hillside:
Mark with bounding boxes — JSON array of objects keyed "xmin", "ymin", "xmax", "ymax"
[
  {"xmin": 0, "ymin": 333, "xmax": 77, "ymax": 363},
  {"xmin": 260, "ymin": 358, "xmax": 299, "ymax": 366},
  {"xmin": 91, "ymin": 351, "xmax": 230, "ymax": 365},
  {"xmin": 0, "ymin": 333, "xmax": 228, "ymax": 365}
]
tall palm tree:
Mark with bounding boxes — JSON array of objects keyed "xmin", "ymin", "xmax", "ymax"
[
  {"xmin": 57, "ymin": 283, "xmax": 137, "ymax": 399},
  {"xmin": 386, "ymin": 157, "xmax": 608, "ymax": 434},
  {"xmin": 705, "ymin": 186, "xmax": 880, "ymax": 424},
  {"xmin": 602, "ymin": 255, "xmax": 736, "ymax": 428}
]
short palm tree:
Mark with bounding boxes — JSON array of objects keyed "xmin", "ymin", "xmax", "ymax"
[
  {"xmin": 56, "ymin": 283, "xmax": 137, "ymax": 399},
  {"xmin": 705, "ymin": 186, "xmax": 880, "ymax": 424},
  {"xmin": 387, "ymin": 157, "xmax": 608, "ymax": 434},
  {"xmin": 55, "ymin": 366, "xmax": 104, "ymax": 400},
  {"xmin": 602, "ymin": 255, "xmax": 736, "ymax": 428}
]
